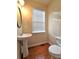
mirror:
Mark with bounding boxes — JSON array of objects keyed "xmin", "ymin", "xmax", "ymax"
[{"xmin": 17, "ymin": 7, "xmax": 22, "ymax": 28}]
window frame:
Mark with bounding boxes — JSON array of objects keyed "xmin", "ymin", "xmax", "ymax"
[{"xmin": 32, "ymin": 8, "xmax": 46, "ymax": 33}]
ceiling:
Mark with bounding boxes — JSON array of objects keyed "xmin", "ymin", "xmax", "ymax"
[
  {"xmin": 25, "ymin": 0, "xmax": 52, "ymax": 5},
  {"xmin": 33, "ymin": 0, "xmax": 51, "ymax": 4}
]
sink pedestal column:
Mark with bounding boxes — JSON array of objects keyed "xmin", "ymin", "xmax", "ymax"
[
  {"xmin": 23, "ymin": 38, "xmax": 29, "ymax": 58},
  {"xmin": 17, "ymin": 41, "xmax": 21, "ymax": 59},
  {"xmin": 17, "ymin": 33, "xmax": 32, "ymax": 59}
]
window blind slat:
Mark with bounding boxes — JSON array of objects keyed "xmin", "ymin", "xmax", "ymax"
[{"xmin": 32, "ymin": 8, "xmax": 45, "ymax": 33}]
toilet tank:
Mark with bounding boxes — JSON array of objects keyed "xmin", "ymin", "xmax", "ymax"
[{"xmin": 55, "ymin": 36, "xmax": 61, "ymax": 47}]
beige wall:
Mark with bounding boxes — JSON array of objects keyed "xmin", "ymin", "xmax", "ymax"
[
  {"xmin": 48, "ymin": 0, "xmax": 61, "ymax": 14},
  {"xmin": 17, "ymin": 1, "xmax": 49, "ymax": 58},
  {"xmin": 28, "ymin": 1, "xmax": 48, "ymax": 47},
  {"xmin": 21, "ymin": 0, "xmax": 61, "ymax": 46},
  {"xmin": 21, "ymin": 3, "xmax": 32, "ymax": 33},
  {"xmin": 48, "ymin": 0, "xmax": 61, "ymax": 44}
]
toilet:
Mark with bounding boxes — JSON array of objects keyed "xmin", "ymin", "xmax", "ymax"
[{"xmin": 48, "ymin": 37, "xmax": 61, "ymax": 59}]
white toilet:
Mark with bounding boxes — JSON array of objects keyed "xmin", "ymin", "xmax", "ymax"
[{"xmin": 48, "ymin": 37, "xmax": 61, "ymax": 59}]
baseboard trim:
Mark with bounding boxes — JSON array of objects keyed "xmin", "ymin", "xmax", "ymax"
[
  {"xmin": 28, "ymin": 41, "xmax": 48, "ymax": 48},
  {"xmin": 48, "ymin": 41, "xmax": 55, "ymax": 45}
]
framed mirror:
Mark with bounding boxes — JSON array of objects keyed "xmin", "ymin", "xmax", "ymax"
[{"xmin": 17, "ymin": 7, "xmax": 22, "ymax": 28}]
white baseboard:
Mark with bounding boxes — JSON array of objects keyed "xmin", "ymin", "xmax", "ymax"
[
  {"xmin": 48, "ymin": 41, "xmax": 55, "ymax": 45},
  {"xmin": 28, "ymin": 41, "xmax": 48, "ymax": 48},
  {"xmin": 48, "ymin": 42, "xmax": 52, "ymax": 45}
]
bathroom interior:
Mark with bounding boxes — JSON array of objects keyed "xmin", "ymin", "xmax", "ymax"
[{"xmin": 17, "ymin": 0, "xmax": 61, "ymax": 59}]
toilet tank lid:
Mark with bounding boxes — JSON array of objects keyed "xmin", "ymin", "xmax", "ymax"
[{"xmin": 49, "ymin": 45, "xmax": 61, "ymax": 54}]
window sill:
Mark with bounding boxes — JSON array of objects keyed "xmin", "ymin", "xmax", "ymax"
[{"xmin": 32, "ymin": 31, "xmax": 45, "ymax": 33}]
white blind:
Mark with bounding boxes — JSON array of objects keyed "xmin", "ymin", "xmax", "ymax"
[{"xmin": 32, "ymin": 8, "xmax": 45, "ymax": 33}]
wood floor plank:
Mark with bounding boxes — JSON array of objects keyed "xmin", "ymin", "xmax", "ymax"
[{"xmin": 24, "ymin": 43, "xmax": 52, "ymax": 59}]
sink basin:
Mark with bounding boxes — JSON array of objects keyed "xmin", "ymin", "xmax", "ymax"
[{"xmin": 17, "ymin": 33, "xmax": 32, "ymax": 40}]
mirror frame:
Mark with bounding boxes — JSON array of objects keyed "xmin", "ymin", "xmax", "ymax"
[{"xmin": 17, "ymin": 7, "xmax": 22, "ymax": 28}]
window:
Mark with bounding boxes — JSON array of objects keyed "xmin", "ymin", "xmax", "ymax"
[{"xmin": 32, "ymin": 8, "xmax": 45, "ymax": 33}]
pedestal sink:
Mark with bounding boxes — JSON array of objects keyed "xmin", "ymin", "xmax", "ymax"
[
  {"xmin": 17, "ymin": 33, "xmax": 32, "ymax": 40},
  {"xmin": 17, "ymin": 33, "xmax": 32, "ymax": 59}
]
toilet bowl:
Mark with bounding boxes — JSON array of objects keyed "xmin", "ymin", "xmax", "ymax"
[{"xmin": 49, "ymin": 45, "xmax": 61, "ymax": 59}]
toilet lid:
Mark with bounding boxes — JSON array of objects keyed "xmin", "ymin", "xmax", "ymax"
[{"xmin": 49, "ymin": 45, "xmax": 61, "ymax": 54}]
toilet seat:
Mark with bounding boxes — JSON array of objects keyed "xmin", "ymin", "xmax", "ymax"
[{"xmin": 49, "ymin": 45, "xmax": 61, "ymax": 55}]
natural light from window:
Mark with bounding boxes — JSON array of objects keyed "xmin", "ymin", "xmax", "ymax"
[{"xmin": 32, "ymin": 8, "xmax": 45, "ymax": 33}]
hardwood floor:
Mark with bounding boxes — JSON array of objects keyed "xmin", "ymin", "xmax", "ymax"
[{"xmin": 24, "ymin": 43, "xmax": 52, "ymax": 59}]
